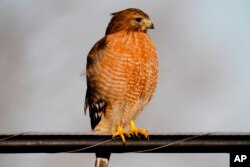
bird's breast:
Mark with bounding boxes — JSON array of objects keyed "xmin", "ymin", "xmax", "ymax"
[{"xmin": 91, "ymin": 31, "xmax": 158, "ymax": 107}]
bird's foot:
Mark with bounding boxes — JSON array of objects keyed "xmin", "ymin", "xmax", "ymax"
[
  {"xmin": 129, "ymin": 120, "xmax": 149, "ymax": 139},
  {"xmin": 112, "ymin": 125, "xmax": 131, "ymax": 144}
]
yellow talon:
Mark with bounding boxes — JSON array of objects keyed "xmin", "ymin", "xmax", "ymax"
[
  {"xmin": 129, "ymin": 120, "xmax": 149, "ymax": 139},
  {"xmin": 112, "ymin": 125, "xmax": 131, "ymax": 144}
]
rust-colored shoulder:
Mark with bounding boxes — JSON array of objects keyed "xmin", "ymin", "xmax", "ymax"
[{"xmin": 87, "ymin": 36, "xmax": 108, "ymax": 68}]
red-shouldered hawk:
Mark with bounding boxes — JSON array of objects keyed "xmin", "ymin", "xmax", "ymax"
[{"xmin": 84, "ymin": 8, "xmax": 158, "ymax": 167}]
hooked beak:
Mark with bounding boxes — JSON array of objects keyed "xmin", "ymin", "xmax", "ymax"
[
  {"xmin": 149, "ymin": 22, "xmax": 154, "ymax": 29},
  {"xmin": 144, "ymin": 19, "xmax": 154, "ymax": 29}
]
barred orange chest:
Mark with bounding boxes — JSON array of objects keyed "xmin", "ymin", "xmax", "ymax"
[{"xmin": 86, "ymin": 30, "xmax": 158, "ymax": 133}]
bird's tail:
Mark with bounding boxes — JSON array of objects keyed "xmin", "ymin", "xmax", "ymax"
[{"xmin": 95, "ymin": 152, "xmax": 111, "ymax": 167}]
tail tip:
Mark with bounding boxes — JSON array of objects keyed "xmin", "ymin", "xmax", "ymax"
[{"xmin": 95, "ymin": 157, "xmax": 109, "ymax": 167}]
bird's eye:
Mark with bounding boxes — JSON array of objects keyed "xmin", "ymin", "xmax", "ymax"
[{"xmin": 135, "ymin": 17, "xmax": 142, "ymax": 22}]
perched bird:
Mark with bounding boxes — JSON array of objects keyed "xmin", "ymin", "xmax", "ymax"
[{"xmin": 84, "ymin": 8, "xmax": 158, "ymax": 167}]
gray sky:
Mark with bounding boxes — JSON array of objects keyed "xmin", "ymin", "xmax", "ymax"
[{"xmin": 1, "ymin": 0, "xmax": 250, "ymax": 166}]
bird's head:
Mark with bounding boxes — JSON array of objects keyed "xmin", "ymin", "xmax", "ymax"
[{"xmin": 105, "ymin": 8, "xmax": 154, "ymax": 35}]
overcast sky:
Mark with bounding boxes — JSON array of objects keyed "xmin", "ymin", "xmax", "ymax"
[{"xmin": 1, "ymin": 0, "xmax": 250, "ymax": 167}]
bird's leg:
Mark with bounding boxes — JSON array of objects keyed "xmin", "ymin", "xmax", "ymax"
[
  {"xmin": 129, "ymin": 120, "xmax": 149, "ymax": 139},
  {"xmin": 112, "ymin": 125, "xmax": 131, "ymax": 144}
]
